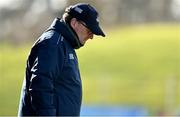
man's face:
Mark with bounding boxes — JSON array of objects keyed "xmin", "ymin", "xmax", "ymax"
[{"xmin": 71, "ymin": 18, "xmax": 94, "ymax": 45}]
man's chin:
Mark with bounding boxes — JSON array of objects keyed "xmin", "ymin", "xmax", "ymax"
[
  {"xmin": 80, "ymin": 41, "xmax": 86, "ymax": 45},
  {"xmin": 80, "ymin": 41, "xmax": 85, "ymax": 46}
]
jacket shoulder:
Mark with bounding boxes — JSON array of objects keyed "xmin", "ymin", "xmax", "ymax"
[{"xmin": 33, "ymin": 30, "xmax": 64, "ymax": 48}]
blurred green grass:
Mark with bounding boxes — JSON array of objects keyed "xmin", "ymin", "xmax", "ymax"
[{"xmin": 0, "ymin": 23, "xmax": 180, "ymax": 115}]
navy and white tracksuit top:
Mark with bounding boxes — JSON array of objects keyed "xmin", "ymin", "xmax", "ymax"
[{"xmin": 18, "ymin": 18, "xmax": 82, "ymax": 116}]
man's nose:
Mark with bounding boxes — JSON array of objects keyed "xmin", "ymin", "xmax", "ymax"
[
  {"xmin": 90, "ymin": 34, "xmax": 94, "ymax": 39},
  {"xmin": 89, "ymin": 32, "xmax": 94, "ymax": 39}
]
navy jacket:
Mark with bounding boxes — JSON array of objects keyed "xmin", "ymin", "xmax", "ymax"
[{"xmin": 18, "ymin": 18, "xmax": 82, "ymax": 116}]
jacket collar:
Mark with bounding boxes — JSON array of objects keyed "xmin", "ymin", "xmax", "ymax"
[{"xmin": 47, "ymin": 18, "xmax": 83, "ymax": 49}]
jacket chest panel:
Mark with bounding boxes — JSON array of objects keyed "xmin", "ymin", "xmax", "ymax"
[{"xmin": 61, "ymin": 47, "xmax": 81, "ymax": 84}]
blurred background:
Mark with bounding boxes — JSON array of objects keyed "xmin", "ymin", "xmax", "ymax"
[{"xmin": 0, "ymin": 0, "xmax": 180, "ymax": 116}]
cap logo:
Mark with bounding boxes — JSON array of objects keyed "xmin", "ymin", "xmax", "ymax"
[
  {"xmin": 74, "ymin": 7, "xmax": 83, "ymax": 13},
  {"xmin": 96, "ymin": 18, "xmax": 99, "ymax": 23}
]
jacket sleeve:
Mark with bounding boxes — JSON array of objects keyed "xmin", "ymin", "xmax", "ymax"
[{"xmin": 29, "ymin": 41, "xmax": 64, "ymax": 116}]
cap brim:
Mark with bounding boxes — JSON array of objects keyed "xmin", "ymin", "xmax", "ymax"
[{"xmin": 88, "ymin": 24, "xmax": 105, "ymax": 37}]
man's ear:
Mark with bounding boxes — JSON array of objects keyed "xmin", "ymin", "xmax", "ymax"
[{"xmin": 70, "ymin": 18, "xmax": 77, "ymax": 29}]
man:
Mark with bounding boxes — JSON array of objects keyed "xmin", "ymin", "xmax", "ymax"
[{"xmin": 18, "ymin": 3, "xmax": 105, "ymax": 116}]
